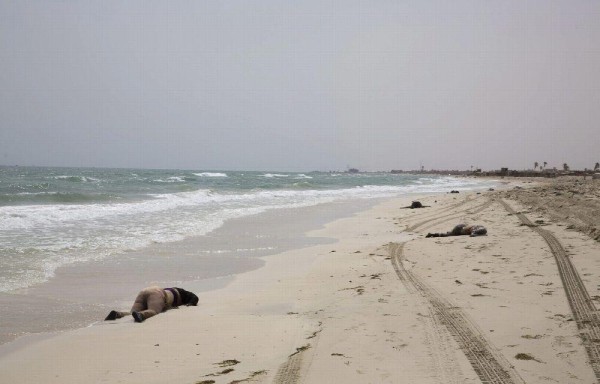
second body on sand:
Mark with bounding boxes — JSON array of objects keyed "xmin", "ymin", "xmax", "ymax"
[{"xmin": 426, "ymin": 224, "xmax": 487, "ymax": 238}]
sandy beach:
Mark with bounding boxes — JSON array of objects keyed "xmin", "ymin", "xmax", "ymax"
[
  {"xmin": 3, "ymin": 1, "xmax": 598, "ymax": 383},
  {"xmin": 1, "ymin": 177, "xmax": 599, "ymax": 384}
]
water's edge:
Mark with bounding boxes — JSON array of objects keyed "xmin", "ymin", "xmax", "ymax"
[{"xmin": 0, "ymin": 197, "xmax": 380, "ymax": 351}]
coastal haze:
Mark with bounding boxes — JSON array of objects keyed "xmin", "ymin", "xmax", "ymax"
[
  {"xmin": 3, "ymin": 3, "xmax": 600, "ymax": 384},
  {"xmin": 1, "ymin": 1, "xmax": 599, "ymax": 172}
]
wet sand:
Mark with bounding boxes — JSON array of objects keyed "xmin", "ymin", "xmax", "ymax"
[
  {"xmin": 0, "ymin": 199, "xmax": 375, "ymax": 346},
  {"xmin": 1, "ymin": 178, "xmax": 599, "ymax": 383}
]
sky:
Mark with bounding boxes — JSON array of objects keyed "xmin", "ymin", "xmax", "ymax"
[{"xmin": 1, "ymin": 1, "xmax": 599, "ymax": 172}]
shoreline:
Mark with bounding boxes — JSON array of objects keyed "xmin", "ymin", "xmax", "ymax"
[
  {"xmin": 3, "ymin": 177, "xmax": 598, "ymax": 383},
  {"xmin": 0, "ymin": 197, "xmax": 378, "ymax": 347},
  {"xmin": 0, "ymin": 193, "xmax": 420, "ymax": 383}
]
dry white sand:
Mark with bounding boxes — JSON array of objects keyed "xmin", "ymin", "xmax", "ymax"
[{"xmin": 1, "ymin": 182, "xmax": 599, "ymax": 383}]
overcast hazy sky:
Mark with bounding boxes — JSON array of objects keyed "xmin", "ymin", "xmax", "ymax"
[{"xmin": 1, "ymin": 1, "xmax": 598, "ymax": 172}]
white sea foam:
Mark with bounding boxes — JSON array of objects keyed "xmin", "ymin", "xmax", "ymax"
[
  {"xmin": 15, "ymin": 191, "xmax": 59, "ymax": 196},
  {"xmin": 153, "ymin": 176, "xmax": 186, "ymax": 183},
  {"xmin": 0, "ymin": 175, "xmax": 498, "ymax": 292},
  {"xmin": 0, "ymin": 189, "xmax": 213, "ymax": 231},
  {"xmin": 262, "ymin": 173, "xmax": 289, "ymax": 178},
  {"xmin": 54, "ymin": 175, "xmax": 99, "ymax": 182},
  {"xmin": 0, "ymin": 177, "xmax": 493, "ymax": 233},
  {"xmin": 194, "ymin": 172, "xmax": 228, "ymax": 177}
]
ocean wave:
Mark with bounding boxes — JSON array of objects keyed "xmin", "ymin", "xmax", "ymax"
[
  {"xmin": 153, "ymin": 176, "xmax": 186, "ymax": 183},
  {"xmin": 294, "ymin": 174, "xmax": 313, "ymax": 179},
  {"xmin": 194, "ymin": 172, "xmax": 228, "ymax": 177},
  {"xmin": 291, "ymin": 181, "xmax": 314, "ymax": 189},
  {"xmin": 0, "ymin": 172, "xmax": 499, "ymax": 292},
  {"xmin": 0, "ymin": 189, "xmax": 214, "ymax": 230},
  {"xmin": 0, "ymin": 192, "xmax": 117, "ymax": 206},
  {"xmin": 54, "ymin": 175, "xmax": 99, "ymax": 183},
  {"xmin": 262, "ymin": 173, "xmax": 289, "ymax": 178},
  {"xmin": 0, "ymin": 176, "xmax": 496, "ymax": 231}
]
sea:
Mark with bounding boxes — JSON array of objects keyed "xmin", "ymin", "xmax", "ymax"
[
  {"xmin": 0, "ymin": 166, "xmax": 498, "ymax": 346},
  {"xmin": 0, "ymin": 166, "xmax": 496, "ymax": 294}
]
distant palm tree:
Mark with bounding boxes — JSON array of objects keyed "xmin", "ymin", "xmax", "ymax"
[
  {"xmin": 543, "ymin": 161, "xmax": 547, "ymax": 170},
  {"xmin": 534, "ymin": 162, "xmax": 539, "ymax": 170},
  {"xmin": 563, "ymin": 163, "xmax": 569, "ymax": 171},
  {"xmin": 595, "ymin": 162, "xmax": 600, "ymax": 171}
]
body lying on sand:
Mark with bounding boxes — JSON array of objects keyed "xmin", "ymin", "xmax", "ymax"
[
  {"xmin": 105, "ymin": 286, "xmax": 199, "ymax": 323},
  {"xmin": 426, "ymin": 224, "xmax": 487, "ymax": 238}
]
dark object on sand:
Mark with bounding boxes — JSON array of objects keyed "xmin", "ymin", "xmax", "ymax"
[
  {"xmin": 402, "ymin": 201, "xmax": 430, "ymax": 209},
  {"xmin": 450, "ymin": 190, "xmax": 460, "ymax": 194},
  {"xmin": 105, "ymin": 286, "xmax": 199, "ymax": 323},
  {"xmin": 426, "ymin": 224, "xmax": 487, "ymax": 238}
]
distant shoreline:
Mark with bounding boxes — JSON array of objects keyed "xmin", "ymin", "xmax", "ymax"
[
  {"xmin": 2, "ymin": 164, "xmax": 598, "ymax": 178},
  {"xmin": 391, "ymin": 169, "xmax": 599, "ymax": 178}
]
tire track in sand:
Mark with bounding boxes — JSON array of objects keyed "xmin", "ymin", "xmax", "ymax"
[
  {"xmin": 405, "ymin": 196, "xmax": 477, "ymax": 232},
  {"xmin": 390, "ymin": 242, "xmax": 524, "ymax": 384},
  {"xmin": 406, "ymin": 198, "xmax": 492, "ymax": 233},
  {"xmin": 499, "ymin": 199, "xmax": 600, "ymax": 381},
  {"xmin": 391, "ymin": 241, "xmax": 466, "ymax": 383},
  {"xmin": 273, "ymin": 346, "xmax": 308, "ymax": 384},
  {"xmin": 273, "ymin": 333, "xmax": 320, "ymax": 384},
  {"xmin": 272, "ymin": 197, "xmax": 496, "ymax": 384}
]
